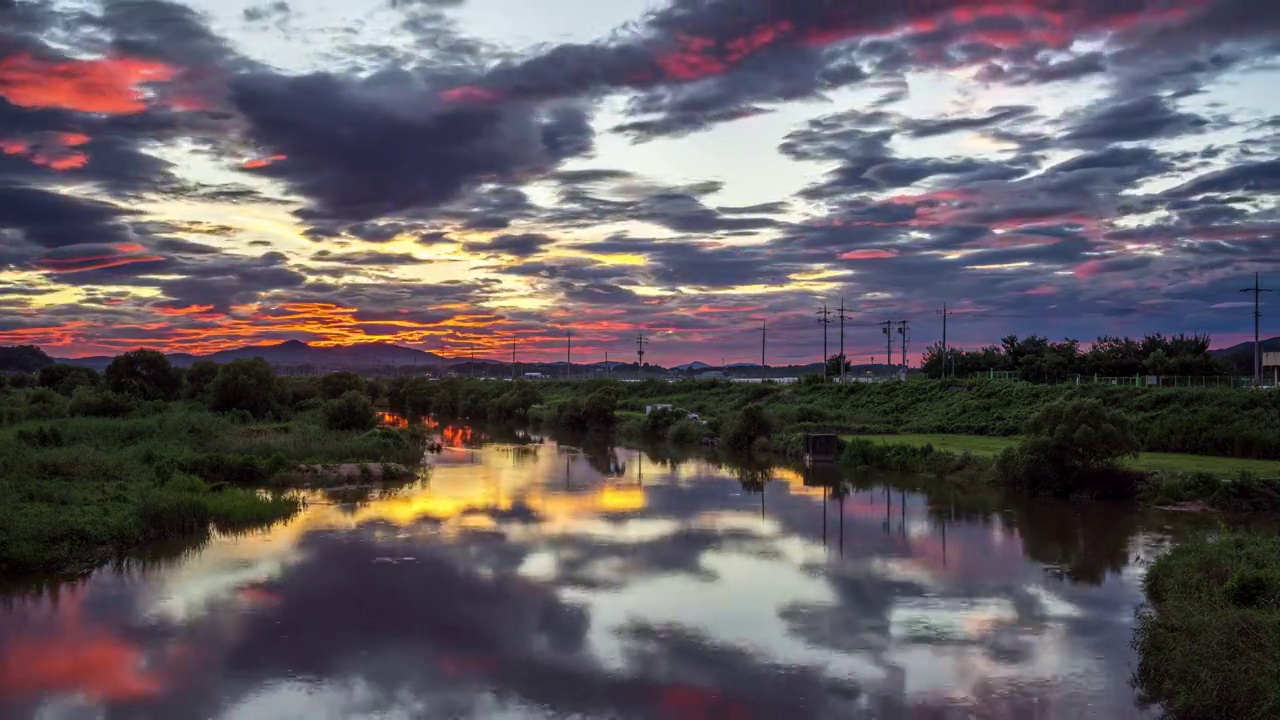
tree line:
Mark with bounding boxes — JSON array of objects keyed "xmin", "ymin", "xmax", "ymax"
[{"xmin": 921, "ymin": 333, "xmax": 1229, "ymax": 382}]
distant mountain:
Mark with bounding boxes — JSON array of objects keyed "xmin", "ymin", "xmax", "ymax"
[
  {"xmin": 1210, "ymin": 337, "xmax": 1280, "ymax": 357},
  {"xmin": 674, "ymin": 361, "xmax": 711, "ymax": 371},
  {"xmin": 56, "ymin": 340, "xmax": 448, "ymax": 371}
]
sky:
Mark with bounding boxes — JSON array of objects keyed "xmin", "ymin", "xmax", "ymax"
[{"xmin": 0, "ymin": 0, "xmax": 1277, "ymax": 366}]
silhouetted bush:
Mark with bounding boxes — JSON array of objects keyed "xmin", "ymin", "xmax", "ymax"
[
  {"xmin": 322, "ymin": 390, "xmax": 377, "ymax": 431},
  {"xmin": 722, "ymin": 403, "xmax": 773, "ymax": 452},
  {"xmin": 105, "ymin": 350, "xmax": 182, "ymax": 401},
  {"xmin": 997, "ymin": 398, "xmax": 1140, "ymax": 498},
  {"xmin": 68, "ymin": 386, "xmax": 136, "ymax": 418},
  {"xmin": 320, "ymin": 371, "xmax": 365, "ymax": 400},
  {"xmin": 210, "ymin": 358, "xmax": 287, "ymax": 419},
  {"xmin": 38, "ymin": 364, "xmax": 100, "ymax": 396}
]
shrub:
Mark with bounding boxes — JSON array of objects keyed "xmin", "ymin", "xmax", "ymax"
[
  {"xmin": 642, "ymin": 407, "xmax": 685, "ymax": 439},
  {"xmin": 210, "ymin": 358, "xmax": 287, "ymax": 419},
  {"xmin": 39, "ymin": 363, "xmax": 100, "ymax": 396},
  {"xmin": 105, "ymin": 350, "xmax": 182, "ymax": 401},
  {"xmin": 322, "ymin": 390, "xmax": 377, "ymax": 431},
  {"xmin": 998, "ymin": 398, "xmax": 1140, "ymax": 498},
  {"xmin": 68, "ymin": 386, "xmax": 136, "ymax": 418},
  {"xmin": 721, "ymin": 403, "xmax": 773, "ymax": 453},
  {"xmin": 667, "ymin": 419, "xmax": 709, "ymax": 445},
  {"xmin": 1133, "ymin": 532, "xmax": 1280, "ymax": 720},
  {"xmin": 320, "ymin": 371, "xmax": 365, "ymax": 401},
  {"xmin": 185, "ymin": 360, "xmax": 220, "ymax": 400}
]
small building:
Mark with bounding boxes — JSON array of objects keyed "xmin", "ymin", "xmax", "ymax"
[
  {"xmin": 1265, "ymin": 352, "xmax": 1279, "ymax": 385},
  {"xmin": 645, "ymin": 404, "xmax": 673, "ymax": 415},
  {"xmin": 523, "ymin": 372, "xmax": 546, "ymax": 379}
]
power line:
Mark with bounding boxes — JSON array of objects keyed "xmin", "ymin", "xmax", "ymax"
[{"xmin": 1240, "ymin": 272, "xmax": 1274, "ymax": 386}]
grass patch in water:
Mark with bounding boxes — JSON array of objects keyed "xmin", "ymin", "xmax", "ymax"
[{"xmin": 1133, "ymin": 532, "xmax": 1280, "ymax": 720}]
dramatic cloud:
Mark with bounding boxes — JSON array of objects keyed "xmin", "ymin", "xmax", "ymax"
[{"xmin": 0, "ymin": 0, "xmax": 1275, "ymax": 361}]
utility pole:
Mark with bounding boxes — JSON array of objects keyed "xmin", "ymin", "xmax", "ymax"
[
  {"xmin": 565, "ymin": 330, "xmax": 573, "ymax": 380},
  {"xmin": 880, "ymin": 321, "xmax": 894, "ymax": 372},
  {"xmin": 897, "ymin": 321, "xmax": 910, "ymax": 371},
  {"xmin": 511, "ymin": 337, "xmax": 517, "ymax": 380},
  {"xmin": 838, "ymin": 298, "xmax": 850, "ymax": 383},
  {"xmin": 938, "ymin": 304, "xmax": 952, "ymax": 378},
  {"xmin": 1240, "ymin": 273, "xmax": 1273, "ymax": 386},
  {"xmin": 759, "ymin": 320, "xmax": 767, "ymax": 382},
  {"xmin": 817, "ymin": 303, "xmax": 832, "ymax": 380},
  {"xmin": 635, "ymin": 332, "xmax": 647, "ymax": 380}
]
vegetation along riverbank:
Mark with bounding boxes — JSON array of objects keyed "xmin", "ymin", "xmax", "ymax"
[{"xmin": 0, "ymin": 352, "xmax": 427, "ymax": 575}]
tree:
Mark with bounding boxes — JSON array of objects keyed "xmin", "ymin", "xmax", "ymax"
[
  {"xmin": 722, "ymin": 403, "xmax": 773, "ymax": 453},
  {"xmin": 998, "ymin": 398, "xmax": 1140, "ymax": 498},
  {"xmin": 0, "ymin": 345, "xmax": 53, "ymax": 373},
  {"xmin": 38, "ymin": 363, "xmax": 100, "ymax": 396},
  {"xmin": 322, "ymin": 390, "xmax": 377, "ymax": 431},
  {"xmin": 185, "ymin": 361, "xmax": 220, "ymax": 400},
  {"xmin": 105, "ymin": 350, "xmax": 181, "ymax": 401},
  {"xmin": 320, "ymin": 371, "xmax": 365, "ymax": 400},
  {"xmin": 210, "ymin": 358, "xmax": 287, "ymax": 418},
  {"xmin": 825, "ymin": 354, "xmax": 851, "ymax": 377}
]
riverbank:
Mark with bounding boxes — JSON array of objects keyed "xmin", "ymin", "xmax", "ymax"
[
  {"xmin": 0, "ymin": 406, "xmax": 427, "ymax": 575},
  {"xmin": 1133, "ymin": 532, "xmax": 1280, "ymax": 720},
  {"xmin": 841, "ymin": 434, "xmax": 1280, "ymax": 478},
  {"xmin": 521, "ymin": 378, "xmax": 1280, "ymax": 459}
]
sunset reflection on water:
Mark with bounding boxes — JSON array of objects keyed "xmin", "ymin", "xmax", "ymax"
[{"xmin": 1, "ymin": 429, "xmax": 1205, "ymax": 719}]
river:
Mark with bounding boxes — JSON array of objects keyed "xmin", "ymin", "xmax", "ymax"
[{"xmin": 0, "ymin": 427, "xmax": 1238, "ymax": 719}]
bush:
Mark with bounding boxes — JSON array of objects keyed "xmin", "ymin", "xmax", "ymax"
[
  {"xmin": 210, "ymin": 358, "xmax": 287, "ymax": 419},
  {"xmin": 105, "ymin": 350, "xmax": 182, "ymax": 401},
  {"xmin": 721, "ymin": 403, "xmax": 773, "ymax": 453},
  {"xmin": 185, "ymin": 360, "xmax": 220, "ymax": 400},
  {"xmin": 997, "ymin": 398, "xmax": 1140, "ymax": 498},
  {"xmin": 667, "ymin": 418, "xmax": 709, "ymax": 445},
  {"xmin": 1133, "ymin": 532, "xmax": 1280, "ymax": 720},
  {"xmin": 322, "ymin": 390, "xmax": 377, "ymax": 431},
  {"xmin": 320, "ymin": 371, "xmax": 365, "ymax": 401},
  {"xmin": 39, "ymin": 363, "xmax": 100, "ymax": 396},
  {"xmin": 68, "ymin": 386, "xmax": 137, "ymax": 418}
]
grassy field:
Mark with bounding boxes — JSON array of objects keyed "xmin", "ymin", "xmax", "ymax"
[{"xmin": 844, "ymin": 434, "xmax": 1280, "ymax": 478}]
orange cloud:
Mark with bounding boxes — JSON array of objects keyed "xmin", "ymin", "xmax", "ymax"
[
  {"xmin": 241, "ymin": 154, "xmax": 287, "ymax": 169},
  {"xmin": 840, "ymin": 249, "xmax": 898, "ymax": 260},
  {"xmin": 1, "ymin": 131, "xmax": 93, "ymax": 171},
  {"xmin": 0, "ymin": 54, "xmax": 176, "ymax": 114},
  {"xmin": 35, "ymin": 252, "xmax": 166, "ymax": 274},
  {"xmin": 439, "ymin": 86, "xmax": 501, "ymax": 104}
]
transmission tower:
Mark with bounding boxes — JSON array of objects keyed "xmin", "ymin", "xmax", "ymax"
[{"xmin": 635, "ymin": 332, "xmax": 647, "ymax": 380}]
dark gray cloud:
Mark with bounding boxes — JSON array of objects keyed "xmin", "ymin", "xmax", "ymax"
[
  {"xmin": 464, "ymin": 232, "xmax": 553, "ymax": 258},
  {"xmin": 1063, "ymin": 94, "xmax": 1209, "ymax": 145}
]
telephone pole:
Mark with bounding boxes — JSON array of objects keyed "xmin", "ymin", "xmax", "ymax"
[
  {"xmin": 897, "ymin": 321, "xmax": 910, "ymax": 371},
  {"xmin": 817, "ymin": 303, "xmax": 832, "ymax": 379},
  {"xmin": 837, "ymin": 298, "xmax": 850, "ymax": 383},
  {"xmin": 510, "ymin": 337, "xmax": 517, "ymax": 380},
  {"xmin": 758, "ymin": 320, "xmax": 767, "ymax": 382},
  {"xmin": 565, "ymin": 330, "xmax": 573, "ymax": 380},
  {"xmin": 880, "ymin": 321, "xmax": 894, "ymax": 372},
  {"xmin": 937, "ymin": 304, "xmax": 953, "ymax": 378},
  {"xmin": 635, "ymin": 332, "xmax": 647, "ymax": 380},
  {"xmin": 1240, "ymin": 273, "xmax": 1273, "ymax": 386}
]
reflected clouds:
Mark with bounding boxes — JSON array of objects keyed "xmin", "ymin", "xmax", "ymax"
[{"xmin": 0, "ymin": 436, "xmax": 1209, "ymax": 719}]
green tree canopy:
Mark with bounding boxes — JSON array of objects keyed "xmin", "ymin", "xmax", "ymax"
[{"xmin": 210, "ymin": 358, "xmax": 287, "ymax": 418}]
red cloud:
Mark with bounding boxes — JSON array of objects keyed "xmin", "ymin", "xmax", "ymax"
[
  {"xmin": 1, "ymin": 131, "xmax": 93, "ymax": 171},
  {"xmin": 439, "ymin": 85, "xmax": 501, "ymax": 104},
  {"xmin": 0, "ymin": 54, "xmax": 176, "ymax": 114}
]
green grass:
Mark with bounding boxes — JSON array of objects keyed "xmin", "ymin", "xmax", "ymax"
[
  {"xmin": 0, "ymin": 405, "xmax": 425, "ymax": 575},
  {"xmin": 1133, "ymin": 532, "xmax": 1280, "ymax": 719},
  {"xmin": 843, "ymin": 434, "xmax": 1280, "ymax": 478}
]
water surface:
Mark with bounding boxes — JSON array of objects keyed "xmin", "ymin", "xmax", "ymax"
[{"xmin": 0, "ymin": 433, "xmax": 1228, "ymax": 719}]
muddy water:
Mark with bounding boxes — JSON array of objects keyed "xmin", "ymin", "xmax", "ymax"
[{"xmin": 0, "ymin": 432, "xmax": 1231, "ymax": 719}]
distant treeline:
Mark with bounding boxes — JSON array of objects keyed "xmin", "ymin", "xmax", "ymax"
[{"xmin": 921, "ymin": 333, "xmax": 1232, "ymax": 382}]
